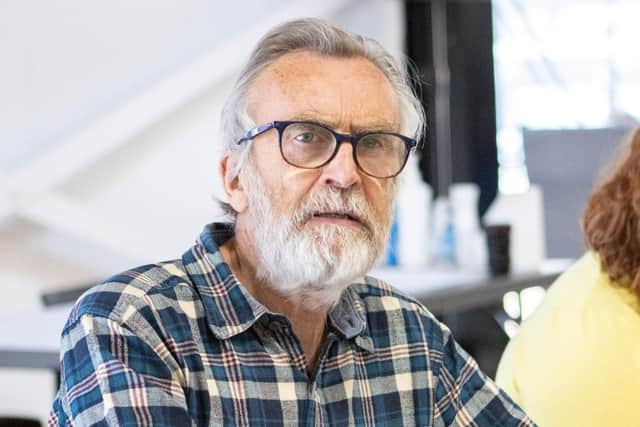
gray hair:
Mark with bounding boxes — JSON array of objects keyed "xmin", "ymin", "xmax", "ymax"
[{"xmin": 219, "ymin": 18, "xmax": 426, "ymax": 218}]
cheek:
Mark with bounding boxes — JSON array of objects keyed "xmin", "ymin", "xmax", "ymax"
[
  {"xmin": 365, "ymin": 180, "xmax": 395, "ymax": 210},
  {"xmin": 267, "ymin": 168, "xmax": 322, "ymax": 207}
]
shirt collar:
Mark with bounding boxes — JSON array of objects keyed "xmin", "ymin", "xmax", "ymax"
[
  {"xmin": 181, "ymin": 223, "xmax": 372, "ymax": 350},
  {"xmin": 328, "ymin": 286, "xmax": 374, "ymax": 352},
  {"xmin": 181, "ymin": 223, "xmax": 267, "ymax": 339}
]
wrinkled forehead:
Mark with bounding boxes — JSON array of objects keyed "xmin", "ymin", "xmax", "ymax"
[{"xmin": 247, "ymin": 51, "xmax": 401, "ymax": 133}]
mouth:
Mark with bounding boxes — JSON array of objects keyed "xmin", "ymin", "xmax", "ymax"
[{"xmin": 310, "ymin": 211, "xmax": 365, "ymax": 228}]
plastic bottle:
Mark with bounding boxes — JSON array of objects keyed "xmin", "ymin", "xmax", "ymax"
[
  {"xmin": 431, "ymin": 196, "xmax": 456, "ymax": 266},
  {"xmin": 395, "ymin": 156, "xmax": 432, "ymax": 268},
  {"xmin": 450, "ymin": 183, "xmax": 487, "ymax": 272}
]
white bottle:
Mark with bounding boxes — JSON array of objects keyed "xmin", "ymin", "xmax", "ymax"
[
  {"xmin": 396, "ymin": 156, "xmax": 432, "ymax": 268},
  {"xmin": 450, "ymin": 183, "xmax": 487, "ymax": 272},
  {"xmin": 431, "ymin": 196, "xmax": 455, "ymax": 266}
]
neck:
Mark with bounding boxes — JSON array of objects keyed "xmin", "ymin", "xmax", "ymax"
[{"xmin": 219, "ymin": 220, "xmax": 332, "ymax": 371}]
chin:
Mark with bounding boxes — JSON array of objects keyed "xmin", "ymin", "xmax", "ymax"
[
  {"xmin": 308, "ymin": 221, "xmax": 372, "ymax": 243},
  {"xmin": 257, "ymin": 253, "xmax": 372, "ymax": 307}
]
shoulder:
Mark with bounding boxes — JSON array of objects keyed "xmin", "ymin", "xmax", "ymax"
[
  {"xmin": 497, "ymin": 254, "xmax": 600, "ymax": 373},
  {"xmin": 511, "ymin": 252, "xmax": 637, "ymax": 347},
  {"xmin": 352, "ymin": 275, "xmax": 450, "ymax": 352},
  {"xmin": 497, "ymin": 252, "xmax": 640, "ymax": 422},
  {"xmin": 64, "ymin": 259, "xmax": 196, "ymax": 333},
  {"xmin": 357, "ymin": 277, "xmax": 532, "ymax": 424},
  {"xmin": 355, "ymin": 274, "xmax": 436, "ymax": 318}
]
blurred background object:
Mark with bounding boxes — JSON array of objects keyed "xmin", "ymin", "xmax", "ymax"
[{"xmin": 523, "ymin": 127, "xmax": 629, "ymax": 258}]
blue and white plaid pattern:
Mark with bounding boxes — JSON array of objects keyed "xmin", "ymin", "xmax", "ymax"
[{"xmin": 49, "ymin": 223, "xmax": 535, "ymax": 426}]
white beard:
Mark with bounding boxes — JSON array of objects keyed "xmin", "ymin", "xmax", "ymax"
[{"xmin": 242, "ymin": 159, "xmax": 395, "ymax": 308}]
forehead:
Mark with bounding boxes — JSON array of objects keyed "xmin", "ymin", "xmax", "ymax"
[{"xmin": 247, "ymin": 51, "xmax": 401, "ymax": 131}]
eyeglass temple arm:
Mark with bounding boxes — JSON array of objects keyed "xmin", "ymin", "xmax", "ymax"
[{"xmin": 237, "ymin": 122, "xmax": 276, "ymax": 144}]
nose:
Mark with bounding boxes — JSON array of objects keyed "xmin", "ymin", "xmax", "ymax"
[{"xmin": 320, "ymin": 142, "xmax": 362, "ymax": 188}]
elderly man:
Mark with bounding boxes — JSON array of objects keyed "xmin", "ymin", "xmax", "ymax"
[{"xmin": 50, "ymin": 19, "xmax": 534, "ymax": 426}]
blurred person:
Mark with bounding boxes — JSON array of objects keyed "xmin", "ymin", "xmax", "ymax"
[
  {"xmin": 496, "ymin": 128, "xmax": 640, "ymax": 426},
  {"xmin": 49, "ymin": 18, "xmax": 533, "ymax": 426}
]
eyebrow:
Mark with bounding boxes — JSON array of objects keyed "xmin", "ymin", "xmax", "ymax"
[{"xmin": 288, "ymin": 112, "xmax": 399, "ymax": 134}]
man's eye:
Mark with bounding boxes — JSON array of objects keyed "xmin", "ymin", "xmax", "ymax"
[
  {"xmin": 295, "ymin": 132, "xmax": 316, "ymax": 143},
  {"xmin": 360, "ymin": 136, "xmax": 382, "ymax": 148}
]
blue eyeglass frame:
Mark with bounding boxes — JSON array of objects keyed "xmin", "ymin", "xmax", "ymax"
[{"xmin": 236, "ymin": 120, "xmax": 418, "ymax": 178}]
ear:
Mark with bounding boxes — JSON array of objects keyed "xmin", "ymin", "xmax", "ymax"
[{"xmin": 220, "ymin": 151, "xmax": 248, "ymax": 214}]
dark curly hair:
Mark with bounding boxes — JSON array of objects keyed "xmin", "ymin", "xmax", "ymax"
[{"xmin": 582, "ymin": 128, "xmax": 640, "ymax": 294}]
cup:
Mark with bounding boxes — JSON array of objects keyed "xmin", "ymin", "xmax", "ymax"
[{"xmin": 485, "ymin": 224, "xmax": 511, "ymax": 276}]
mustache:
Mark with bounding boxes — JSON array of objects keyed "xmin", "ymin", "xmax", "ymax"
[{"xmin": 292, "ymin": 187, "xmax": 376, "ymax": 231}]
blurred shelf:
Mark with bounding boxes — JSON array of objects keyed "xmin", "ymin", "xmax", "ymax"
[{"xmin": 372, "ymin": 258, "xmax": 573, "ymax": 315}]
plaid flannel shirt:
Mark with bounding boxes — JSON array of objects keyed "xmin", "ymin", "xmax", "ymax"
[{"xmin": 49, "ymin": 223, "xmax": 535, "ymax": 426}]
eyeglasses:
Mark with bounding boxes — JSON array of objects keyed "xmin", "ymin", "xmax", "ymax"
[{"xmin": 237, "ymin": 121, "xmax": 417, "ymax": 179}]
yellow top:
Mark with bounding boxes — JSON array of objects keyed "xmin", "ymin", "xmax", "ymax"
[{"xmin": 496, "ymin": 252, "xmax": 640, "ymax": 427}]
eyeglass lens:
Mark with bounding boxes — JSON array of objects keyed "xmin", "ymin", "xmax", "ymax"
[{"xmin": 280, "ymin": 122, "xmax": 408, "ymax": 178}]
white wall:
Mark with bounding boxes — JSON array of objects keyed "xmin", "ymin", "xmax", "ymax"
[
  {"xmin": 0, "ymin": 0, "xmax": 405, "ymax": 422},
  {"xmin": 0, "ymin": 0, "xmax": 283, "ymax": 165}
]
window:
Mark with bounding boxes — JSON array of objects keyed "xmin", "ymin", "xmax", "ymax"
[{"xmin": 493, "ymin": 0, "xmax": 640, "ymax": 194}]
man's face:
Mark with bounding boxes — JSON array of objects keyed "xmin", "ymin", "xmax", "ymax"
[
  {"xmin": 247, "ymin": 51, "xmax": 400, "ymax": 226},
  {"xmin": 226, "ymin": 51, "xmax": 402, "ymax": 301}
]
